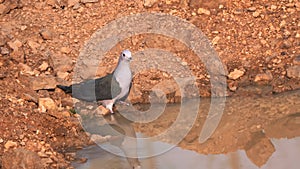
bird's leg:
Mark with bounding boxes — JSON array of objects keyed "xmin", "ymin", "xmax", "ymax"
[{"xmin": 106, "ymin": 101, "xmax": 115, "ymax": 114}]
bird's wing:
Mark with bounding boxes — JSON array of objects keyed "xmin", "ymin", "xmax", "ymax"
[
  {"xmin": 71, "ymin": 73, "xmax": 121, "ymax": 102},
  {"xmin": 95, "ymin": 73, "xmax": 122, "ymax": 101}
]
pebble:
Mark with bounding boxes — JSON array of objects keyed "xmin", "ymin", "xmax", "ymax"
[
  {"xmin": 279, "ymin": 20, "xmax": 286, "ymax": 28},
  {"xmin": 270, "ymin": 5, "xmax": 277, "ymax": 11},
  {"xmin": 56, "ymin": 71, "xmax": 69, "ymax": 79},
  {"xmin": 19, "ymin": 63, "xmax": 35, "ymax": 75},
  {"xmin": 212, "ymin": 36, "xmax": 220, "ymax": 45},
  {"xmin": 287, "ymin": 65, "xmax": 300, "ymax": 78},
  {"xmin": 39, "ymin": 97, "xmax": 57, "ymax": 112},
  {"xmin": 32, "ymin": 75, "xmax": 57, "ymax": 90},
  {"xmin": 7, "ymin": 39, "xmax": 22, "ymax": 51},
  {"xmin": 254, "ymin": 71, "xmax": 273, "ymax": 82},
  {"xmin": 0, "ymin": 47, "xmax": 9, "ymax": 55},
  {"xmin": 67, "ymin": 0, "xmax": 80, "ymax": 7},
  {"xmin": 280, "ymin": 40, "xmax": 292, "ymax": 49},
  {"xmin": 252, "ymin": 11, "xmax": 260, "ymax": 17},
  {"xmin": 228, "ymin": 68, "xmax": 245, "ymax": 80},
  {"xmin": 143, "ymin": 0, "xmax": 157, "ymax": 7},
  {"xmin": 40, "ymin": 29, "xmax": 53, "ymax": 40},
  {"xmin": 248, "ymin": 7, "xmax": 256, "ymax": 12},
  {"xmin": 293, "ymin": 55, "xmax": 300, "ymax": 65},
  {"xmin": 60, "ymin": 47, "xmax": 72, "ymax": 54},
  {"xmin": 197, "ymin": 8, "xmax": 211, "ymax": 15},
  {"xmin": 4, "ymin": 140, "xmax": 17, "ymax": 149},
  {"xmin": 27, "ymin": 40, "xmax": 40, "ymax": 52},
  {"xmin": 0, "ymin": 3, "xmax": 8, "ymax": 15},
  {"xmin": 38, "ymin": 61, "xmax": 49, "ymax": 71}
]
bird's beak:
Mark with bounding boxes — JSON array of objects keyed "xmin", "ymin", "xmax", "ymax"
[{"xmin": 128, "ymin": 57, "xmax": 132, "ymax": 61}]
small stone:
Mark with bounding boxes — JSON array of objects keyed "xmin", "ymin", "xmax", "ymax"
[
  {"xmin": 98, "ymin": 105, "xmax": 110, "ymax": 115},
  {"xmin": 80, "ymin": 0, "xmax": 98, "ymax": 3},
  {"xmin": 254, "ymin": 71, "xmax": 273, "ymax": 82},
  {"xmin": 279, "ymin": 20, "xmax": 286, "ymax": 28},
  {"xmin": 27, "ymin": 40, "xmax": 40, "ymax": 52},
  {"xmin": 60, "ymin": 47, "xmax": 72, "ymax": 54},
  {"xmin": 4, "ymin": 140, "xmax": 17, "ymax": 149},
  {"xmin": 293, "ymin": 55, "xmax": 300, "ymax": 65},
  {"xmin": 91, "ymin": 134, "xmax": 109, "ymax": 143},
  {"xmin": 287, "ymin": 65, "xmax": 300, "ymax": 78},
  {"xmin": 61, "ymin": 111, "xmax": 71, "ymax": 117},
  {"xmin": 252, "ymin": 11, "xmax": 260, "ymax": 17},
  {"xmin": 228, "ymin": 68, "xmax": 245, "ymax": 80},
  {"xmin": 7, "ymin": 39, "xmax": 22, "ymax": 51},
  {"xmin": 296, "ymin": 33, "xmax": 300, "ymax": 38},
  {"xmin": 0, "ymin": 47, "xmax": 9, "ymax": 55},
  {"xmin": 67, "ymin": 0, "xmax": 80, "ymax": 7},
  {"xmin": 181, "ymin": 61, "xmax": 188, "ymax": 66},
  {"xmin": 32, "ymin": 75, "xmax": 57, "ymax": 90},
  {"xmin": 19, "ymin": 63, "xmax": 35, "ymax": 75},
  {"xmin": 51, "ymin": 54, "xmax": 73, "ymax": 72},
  {"xmin": 38, "ymin": 61, "xmax": 49, "ymax": 71},
  {"xmin": 281, "ymin": 40, "xmax": 292, "ymax": 49},
  {"xmin": 56, "ymin": 71, "xmax": 69, "ymax": 79},
  {"xmin": 197, "ymin": 8, "xmax": 211, "ymax": 15},
  {"xmin": 0, "ymin": 3, "xmax": 9, "ymax": 15},
  {"xmin": 22, "ymin": 93, "xmax": 38, "ymax": 104},
  {"xmin": 143, "ymin": 0, "xmax": 157, "ymax": 7},
  {"xmin": 40, "ymin": 29, "xmax": 53, "ymax": 40},
  {"xmin": 270, "ymin": 5, "xmax": 277, "ymax": 11},
  {"xmin": 212, "ymin": 36, "xmax": 220, "ymax": 45},
  {"xmin": 248, "ymin": 7, "xmax": 256, "ymax": 12},
  {"xmin": 39, "ymin": 98, "xmax": 57, "ymax": 112}
]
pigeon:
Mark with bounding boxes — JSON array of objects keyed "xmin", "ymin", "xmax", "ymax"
[{"xmin": 57, "ymin": 50, "xmax": 133, "ymax": 114}]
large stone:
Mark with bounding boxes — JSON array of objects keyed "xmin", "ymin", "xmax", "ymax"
[
  {"xmin": 287, "ymin": 65, "xmax": 300, "ymax": 78},
  {"xmin": 143, "ymin": 0, "xmax": 157, "ymax": 7},
  {"xmin": 2, "ymin": 148, "xmax": 43, "ymax": 169},
  {"xmin": 32, "ymin": 75, "xmax": 57, "ymax": 90},
  {"xmin": 39, "ymin": 97, "xmax": 57, "ymax": 112},
  {"xmin": 254, "ymin": 71, "xmax": 273, "ymax": 82},
  {"xmin": 228, "ymin": 68, "xmax": 245, "ymax": 80},
  {"xmin": 50, "ymin": 54, "xmax": 73, "ymax": 73},
  {"xmin": 40, "ymin": 29, "xmax": 53, "ymax": 40},
  {"xmin": 7, "ymin": 39, "xmax": 22, "ymax": 51},
  {"xmin": 293, "ymin": 55, "xmax": 300, "ymax": 65},
  {"xmin": 245, "ymin": 132, "xmax": 275, "ymax": 167},
  {"xmin": 67, "ymin": 0, "xmax": 80, "ymax": 7},
  {"xmin": 4, "ymin": 140, "xmax": 17, "ymax": 150}
]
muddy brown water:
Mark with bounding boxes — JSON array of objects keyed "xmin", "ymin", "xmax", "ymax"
[{"xmin": 73, "ymin": 90, "xmax": 300, "ymax": 169}]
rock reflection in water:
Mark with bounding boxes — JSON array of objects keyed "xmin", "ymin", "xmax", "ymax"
[{"xmin": 74, "ymin": 90, "xmax": 300, "ymax": 168}]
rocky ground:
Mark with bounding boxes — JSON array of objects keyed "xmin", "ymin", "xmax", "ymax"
[{"xmin": 0, "ymin": 0, "xmax": 299, "ymax": 168}]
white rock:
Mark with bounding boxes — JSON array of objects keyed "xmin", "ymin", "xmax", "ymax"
[
  {"xmin": 228, "ymin": 69, "xmax": 245, "ymax": 80},
  {"xmin": 4, "ymin": 140, "xmax": 17, "ymax": 149},
  {"xmin": 197, "ymin": 8, "xmax": 210, "ymax": 15},
  {"xmin": 38, "ymin": 61, "xmax": 49, "ymax": 71},
  {"xmin": 39, "ymin": 98, "xmax": 57, "ymax": 112},
  {"xmin": 143, "ymin": 0, "xmax": 157, "ymax": 7}
]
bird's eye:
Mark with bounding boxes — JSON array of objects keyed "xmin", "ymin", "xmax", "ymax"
[{"xmin": 122, "ymin": 53, "xmax": 126, "ymax": 57}]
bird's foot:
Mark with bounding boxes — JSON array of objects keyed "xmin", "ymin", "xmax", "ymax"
[{"xmin": 117, "ymin": 100, "xmax": 130, "ymax": 106}]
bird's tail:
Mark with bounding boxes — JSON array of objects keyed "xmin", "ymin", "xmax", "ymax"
[{"xmin": 57, "ymin": 85, "xmax": 72, "ymax": 93}]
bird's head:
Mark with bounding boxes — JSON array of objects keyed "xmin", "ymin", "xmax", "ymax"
[{"xmin": 120, "ymin": 50, "xmax": 132, "ymax": 62}]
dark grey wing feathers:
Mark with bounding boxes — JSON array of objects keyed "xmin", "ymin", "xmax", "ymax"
[{"xmin": 70, "ymin": 73, "xmax": 122, "ymax": 102}]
